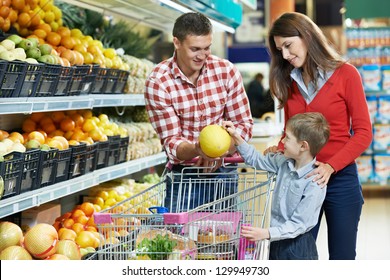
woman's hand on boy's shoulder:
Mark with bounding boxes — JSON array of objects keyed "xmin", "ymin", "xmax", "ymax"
[{"xmin": 306, "ymin": 162, "xmax": 334, "ymax": 188}]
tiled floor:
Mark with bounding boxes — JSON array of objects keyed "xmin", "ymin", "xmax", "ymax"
[{"xmin": 317, "ymin": 189, "xmax": 390, "ymax": 260}]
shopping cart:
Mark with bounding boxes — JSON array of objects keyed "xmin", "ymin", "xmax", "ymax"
[{"xmin": 87, "ymin": 157, "xmax": 275, "ymax": 260}]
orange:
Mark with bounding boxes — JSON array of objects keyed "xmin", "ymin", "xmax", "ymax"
[
  {"xmin": 50, "ymin": 111, "xmax": 65, "ymax": 123},
  {"xmin": 48, "ymin": 129, "xmax": 64, "ymax": 137},
  {"xmin": 39, "ymin": 115, "xmax": 54, "ymax": 127},
  {"xmin": 22, "ymin": 118, "xmax": 37, "ymax": 133},
  {"xmin": 27, "ymin": 131, "xmax": 45, "ymax": 145},
  {"xmin": 0, "ymin": 6, "xmax": 10, "ymax": 19},
  {"xmin": 73, "ymin": 50, "xmax": 84, "ymax": 65},
  {"xmin": 74, "ymin": 215, "xmax": 89, "ymax": 225},
  {"xmin": 71, "ymin": 209, "xmax": 86, "ymax": 220},
  {"xmin": 60, "ymin": 35, "xmax": 75, "ymax": 50},
  {"xmin": 28, "ymin": 10, "xmax": 40, "ymax": 27},
  {"xmin": 17, "ymin": 12, "xmax": 31, "ymax": 27},
  {"xmin": 56, "ymin": 26, "xmax": 71, "ymax": 38},
  {"xmin": 71, "ymin": 222, "xmax": 85, "ymax": 234},
  {"xmin": 60, "ymin": 117, "xmax": 75, "ymax": 132},
  {"xmin": 8, "ymin": 131, "xmax": 25, "ymax": 144},
  {"xmin": 32, "ymin": 28, "xmax": 46, "ymax": 39},
  {"xmin": 58, "ymin": 228, "xmax": 77, "ymax": 241},
  {"xmin": 11, "ymin": 0, "xmax": 25, "ymax": 11},
  {"xmin": 42, "ymin": 123, "xmax": 57, "ymax": 134},
  {"xmin": 79, "ymin": 202, "xmax": 95, "ymax": 217},
  {"xmin": 70, "ymin": 113, "xmax": 84, "ymax": 127},
  {"xmin": 82, "ymin": 119, "xmax": 97, "ymax": 133},
  {"xmin": 46, "ymin": 31, "xmax": 61, "ymax": 46},
  {"xmin": 47, "ymin": 138, "xmax": 64, "ymax": 150},
  {"xmin": 52, "ymin": 136, "xmax": 69, "ymax": 149},
  {"xmin": 62, "ymin": 218, "xmax": 75, "ymax": 229},
  {"xmin": 8, "ymin": 9, "xmax": 18, "ymax": 23},
  {"xmin": 60, "ymin": 49, "xmax": 76, "ymax": 65},
  {"xmin": 37, "ymin": 23, "xmax": 51, "ymax": 35},
  {"xmin": 75, "ymin": 230, "xmax": 99, "ymax": 248}
]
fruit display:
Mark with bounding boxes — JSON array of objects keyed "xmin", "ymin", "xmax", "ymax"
[
  {"xmin": 199, "ymin": 124, "xmax": 232, "ymax": 158},
  {"xmin": 0, "ymin": 221, "xmax": 82, "ymax": 260}
]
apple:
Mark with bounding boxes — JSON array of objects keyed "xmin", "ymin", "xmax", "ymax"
[
  {"xmin": 7, "ymin": 34, "xmax": 23, "ymax": 45},
  {"xmin": 39, "ymin": 44, "xmax": 52, "ymax": 56},
  {"xmin": 17, "ymin": 39, "xmax": 33, "ymax": 51},
  {"xmin": 26, "ymin": 47, "xmax": 41, "ymax": 60}
]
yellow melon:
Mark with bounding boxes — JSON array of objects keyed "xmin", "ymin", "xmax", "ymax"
[{"xmin": 199, "ymin": 124, "xmax": 231, "ymax": 158}]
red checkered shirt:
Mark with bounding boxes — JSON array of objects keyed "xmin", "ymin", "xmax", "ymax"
[{"xmin": 144, "ymin": 54, "xmax": 253, "ymax": 165}]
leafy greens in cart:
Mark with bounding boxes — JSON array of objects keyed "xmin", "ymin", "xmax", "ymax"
[{"xmin": 136, "ymin": 234, "xmax": 177, "ymax": 260}]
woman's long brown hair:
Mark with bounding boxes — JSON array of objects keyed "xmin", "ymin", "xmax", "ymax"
[{"xmin": 268, "ymin": 12, "xmax": 345, "ymax": 108}]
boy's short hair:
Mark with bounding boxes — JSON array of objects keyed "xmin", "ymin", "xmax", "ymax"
[
  {"xmin": 286, "ymin": 112, "xmax": 330, "ymax": 156},
  {"xmin": 173, "ymin": 12, "xmax": 212, "ymax": 41}
]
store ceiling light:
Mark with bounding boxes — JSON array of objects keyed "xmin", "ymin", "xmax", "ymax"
[{"xmin": 158, "ymin": 0, "xmax": 236, "ymax": 33}]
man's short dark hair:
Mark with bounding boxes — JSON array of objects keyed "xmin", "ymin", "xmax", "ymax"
[{"xmin": 173, "ymin": 12, "xmax": 212, "ymax": 41}]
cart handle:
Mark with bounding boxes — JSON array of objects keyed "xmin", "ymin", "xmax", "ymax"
[{"xmin": 184, "ymin": 156, "xmax": 244, "ymax": 164}]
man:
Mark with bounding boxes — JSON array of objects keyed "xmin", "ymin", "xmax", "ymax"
[{"xmin": 144, "ymin": 12, "xmax": 253, "ymax": 212}]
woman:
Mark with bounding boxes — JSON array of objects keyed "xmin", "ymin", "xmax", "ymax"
[{"xmin": 266, "ymin": 12, "xmax": 372, "ymax": 260}]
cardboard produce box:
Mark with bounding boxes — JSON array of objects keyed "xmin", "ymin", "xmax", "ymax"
[{"xmin": 21, "ymin": 203, "xmax": 61, "ymax": 230}]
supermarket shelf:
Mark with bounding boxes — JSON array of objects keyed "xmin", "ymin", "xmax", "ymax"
[
  {"xmin": 0, "ymin": 152, "xmax": 167, "ymax": 219},
  {"xmin": 0, "ymin": 94, "xmax": 145, "ymax": 115}
]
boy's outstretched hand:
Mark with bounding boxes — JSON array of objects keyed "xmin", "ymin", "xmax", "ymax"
[{"xmin": 241, "ymin": 225, "xmax": 270, "ymax": 241}]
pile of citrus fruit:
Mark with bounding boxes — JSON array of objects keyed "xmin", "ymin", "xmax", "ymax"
[{"xmin": 0, "ymin": 0, "xmax": 129, "ymax": 70}]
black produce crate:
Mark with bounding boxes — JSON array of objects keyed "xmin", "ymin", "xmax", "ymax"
[
  {"xmin": 95, "ymin": 140, "xmax": 110, "ymax": 169},
  {"xmin": 68, "ymin": 65, "xmax": 90, "ymax": 96},
  {"xmin": 19, "ymin": 63, "xmax": 44, "ymax": 97},
  {"xmin": 108, "ymin": 135, "xmax": 121, "ymax": 166},
  {"xmin": 68, "ymin": 143, "xmax": 87, "ymax": 179},
  {"xmin": 85, "ymin": 143, "xmax": 97, "ymax": 174},
  {"xmin": 80, "ymin": 64, "xmax": 99, "ymax": 95},
  {"xmin": 0, "ymin": 60, "xmax": 27, "ymax": 98},
  {"xmin": 104, "ymin": 68, "xmax": 130, "ymax": 94},
  {"xmin": 37, "ymin": 148, "xmax": 57, "ymax": 188},
  {"xmin": 35, "ymin": 63, "xmax": 62, "ymax": 97},
  {"xmin": 113, "ymin": 70, "xmax": 130, "ymax": 94},
  {"xmin": 118, "ymin": 136, "xmax": 129, "ymax": 163},
  {"xmin": 53, "ymin": 65, "xmax": 74, "ymax": 96},
  {"xmin": 19, "ymin": 149, "xmax": 41, "ymax": 193},
  {"xmin": 90, "ymin": 67, "xmax": 109, "ymax": 94},
  {"xmin": 0, "ymin": 152, "xmax": 23, "ymax": 200},
  {"xmin": 54, "ymin": 148, "xmax": 72, "ymax": 183}
]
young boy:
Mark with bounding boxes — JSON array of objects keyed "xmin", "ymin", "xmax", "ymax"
[{"xmin": 223, "ymin": 112, "xmax": 330, "ymax": 260}]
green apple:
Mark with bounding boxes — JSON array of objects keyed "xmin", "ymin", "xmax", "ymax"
[
  {"xmin": 26, "ymin": 47, "xmax": 41, "ymax": 60},
  {"xmin": 17, "ymin": 39, "xmax": 33, "ymax": 51},
  {"xmin": 39, "ymin": 44, "xmax": 52, "ymax": 56},
  {"xmin": 38, "ymin": 54, "xmax": 56, "ymax": 64},
  {"xmin": 27, "ymin": 37, "xmax": 39, "ymax": 48},
  {"xmin": 7, "ymin": 34, "xmax": 23, "ymax": 45},
  {"xmin": 25, "ymin": 139, "xmax": 41, "ymax": 150}
]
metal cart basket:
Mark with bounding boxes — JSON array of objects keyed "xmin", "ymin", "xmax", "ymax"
[{"xmin": 88, "ymin": 158, "xmax": 275, "ymax": 260}]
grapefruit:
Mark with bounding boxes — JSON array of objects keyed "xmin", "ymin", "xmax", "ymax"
[
  {"xmin": 0, "ymin": 221, "xmax": 23, "ymax": 252},
  {"xmin": 56, "ymin": 239, "xmax": 81, "ymax": 260},
  {"xmin": 0, "ymin": 245, "xmax": 32, "ymax": 260},
  {"xmin": 199, "ymin": 124, "xmax": 231, "ymax": 158},
  {"xmin": 23, "ymin": 223, "xmax": 58, "ymax": 259}
]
